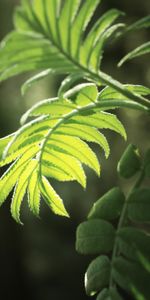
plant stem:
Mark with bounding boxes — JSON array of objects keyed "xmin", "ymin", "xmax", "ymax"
[{"xmin": 109, "ymin": 168, "xmax": 145, "ymax": 288}]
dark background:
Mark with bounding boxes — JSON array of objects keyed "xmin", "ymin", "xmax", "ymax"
[{"xmin": 0, "ymin": 1, "xmax": 149, "ymax": 299}]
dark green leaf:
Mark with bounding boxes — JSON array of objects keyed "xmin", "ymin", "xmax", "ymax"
[
  {"xmin": 117, "ymin": 144, "xmax": 141, "ymax": 178},
  {"xmin": 76, "ymin": 219, "xmax": 115, "ymax": 254},
  {"xmin": 128, "ymin": 188, "xmax": 150, "ymax": 222},
  {"xmin": 96, "ymin": 288, "xmax": 123, "ymax": 300},
  {"xmin": 112, "ymin": 257, "xmax": 150, "ymax": 300},
  {"xmin": 88, "ymin": 187, "xmax": 125, "ymax": 221},
  {"xmin": 144, "ymin": 149, "xmax": 150, "ymax": 177},
  {"xmin": 117, "ymin": 227, "xmax": 150, "ymax": 272},
  {"xmin": 85, "ymin": 256, "xmax": 110, "ymax": 296}
]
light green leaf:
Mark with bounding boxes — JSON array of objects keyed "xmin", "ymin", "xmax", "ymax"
[
  {"xmin": 42, "ymin": 0, "xmax": 61, "ymax": 43},
  {"xmin": 4, "ymin": 116, "xmax": 54, "ymax": 156},
  {"xmin": 0, "ymin": 0, "xmax": 149, "ymax": 111},
  {"xmin": 99, "ymin": 84, "xmax": 150, "ymax": 100},
  {"xmin": 46, "ymin": 135, "xmax": 100, "ymax": 176},
  {"xmin": 21, "ymin": 98, "xmax": 76, "ymax": 119},
  {"xmin": 58, "ymin": 73, "xmax": 84, "ymax": 98},
  {"xmin": 126, "ymin": 15, "xmax": 150, "ymax": 32},
  {"xmin": 55, "ymin": 124, "xmax": 110, "ymax": 158},
  {"xmin": 21, "ymin": 69, "xmax": 54, "ymax": 95},
  {"xmin": 81, "ymin": 9, "xmax": 123, "ymax": 66},
  {"xmin": 89, "ymin": 23, "xmax": 125, "ymax": 71},
  {"xmin": 75, "ymin": 83, "xmax": 98, "ymax": 106},
  {"xmin": 0, "ymin": 144, "xmax": 36, "ymax": 167},
  {"xmin": 118, "ymin": 41, "xmax": 150, "ymax": 66},
  {"xmin": 42, "ymin": 149, "xmax": 86, "ymax": 188},
  {"xmin": 71, "ymin": 0, "xmax": 100, "ymax": 57},
  {"xmin": 85, "ymin": 256, "xmax": 110, "ymax": 296},
  {"xmin": 69, "ymin": 112, "xmax": 127, "ymax": 139},
  {"xmin": 40, "ymin": 176, "xmax": 69, "ymax": 217},
  {"xmin": 0, "ymin": 145, "xmax": 39, "ymax": 206},
  {"xmin": 28, "ymin": 167, "xmax": 41, "ymax": 217},
  {"xmin": 11, "ymin": 159, "xmax": 38, "ymax": 224},
  {"xmin": 42, "ymin": 163, "xmax": 74, "ymax": 182},
  {"xmin": 58, "ymin": 0, "xmax": 82, "ymax": 52},
  {"xmin": 0, "ymin": 133, "xmax": 14, "ymax": 160},
  {"xmin": 64, "ymin": 83, "xmax": 98, "ymax": 106},
  {"xmin": 76, "ymin": 219, "xmax": 115, "ymax": 254}
]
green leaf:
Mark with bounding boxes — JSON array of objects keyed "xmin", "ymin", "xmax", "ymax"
[
  {"xmin": 4, "ymin": 116, "xmax": 53, "ymax": 155},
  {"xmin": 21, "ymin": 98, "xmax": 76, "ymax": 120},
  {"xmin": 40, "ymin": 176, "xmax": 69, "ymax": 217},
  {"xmin": 70, "ymin": 0, "xmax": 100, "ymax": 58},
  {"xmin": 88, "ymin": 187, "xmax": 125, "ymax": 221},
  {"xmin": 126, "ymin": 15, "xmax": 150, "ymax": 32},
  {"xmin": 28, "ymin": 167, "xmax": 41, "ymax": 217},
  {"xmin": 0, "ymin": 145, "xmax": 39, "ymax": 206},
  {"xmin": 99, "ymin": 84, "xmax": 150, "ymax": 100},
  {"xmin": 55, "ymin": 124, "xmax": 110, "ymax": 158},
  {"xmin": 81, "ymin": 9, "xmax": 123, "ymax": 67},
  {"xmin": 112, "ymin": 257, "xmax": 150, "ymax": 300},
  {"xmin": 58, "ymin": 0, "xmax": 82, "ymax": 52},
  {"xmin": 85, "ymin": 256, "xmax": 110, "ymax": 296},
  {"xmin": 21, "ymin": 69, "xmax": 54, "ymax": 95},
  {"xmin": 118, "ymin": 15, "xmax": 150, "ymax": 68},
  {"xmin": 128, "ymin": 188, "xmax": 150, "ymax": 222},
  {"xmin": 11, "ymin": 159, "xmax": 38, "ymax": 224},
  {"xmin": 143, "ymin": 148, "xmax": 150, "ymax": 177},
  {"xmin": 96, "ymin": 288, "xmax": 123, "ymax": 300},
  {"xmin": 0, "ymin": 133, "xmax": 14, "ymax": 160},
  {"xmin": 89, "ymin": 23, "xmax": 125, "ymax": 71},
  {"xmin": 76, "ymin": 219, "xmax": 115, "ymax": 254},
  {"xmin": 64, "ymin": 83, "xmax": 98, "ymax": 106},
  {"xmin": 46, "ymin": 135, "xmax": 100, "ymax": 176},
  {"xmin": 117, "ymin": 144, "xmax": 141, "ymax": 178},
  {"xmin": 117, "ymin": 227, "xmax": 150, "ymax": 272},
  {"xmin": 0, "ymin": 0, "xmax": 149, "ymax": 111},
  {"xmin": 96, "ymin": 289, "xmax": 110, "ymax": 300},
  {"xmin": 42, "ymin": 149, "xmax": 86, "ymax": 188},
  {"xmin": 58, "ymin": 73, "xmax": 84, "ymax": 98},
  {"xmin": 42, "ymin": 163, "xmax": 74, "ymax": 182},
  {"xmin": 75, "ymin": 83, "xmax": 98, "ymax": 106},
  {"xmin": 109, "ymin": 288, "xmax": 123, "ymax": 300},
  {"xmin": 118, "ymin": 41, "xmax": 150, "ymax": 66},
  {"xmin": 69, "ymin": 112, "xmax": 127, "ymax": 140}
]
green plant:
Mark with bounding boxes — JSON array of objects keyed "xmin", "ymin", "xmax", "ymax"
[
  {"xmin": 76, "ymin": 145, "xmax": 150, "ymax": 300},
  {"xmin": 0, "ymin": 1, "xmax": 149, "ymax": 299}
]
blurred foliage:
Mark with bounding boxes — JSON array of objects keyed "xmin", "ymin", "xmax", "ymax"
[{"xmin": 0, "ymin": 1, "xmax": 149, "ymax": 299}]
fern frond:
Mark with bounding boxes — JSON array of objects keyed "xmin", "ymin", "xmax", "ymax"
[
  {"xmin": 0, "ymin": 0, "xmax": 149, "ymax": 109},
  {"xmin": 0, "ymin": 0, "xmax": 120, "ymax": 80},
  {"xmin": 0, "ymin": 84, "xmax": 128, "ymax": 222}
]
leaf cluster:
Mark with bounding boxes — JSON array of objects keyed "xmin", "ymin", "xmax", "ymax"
[
  {"xmin": 76, "ymin": 145, "xmax": 150, "ymax": 300},
  {"xmin": 0, "ymin": 0, "xmax": 149, "ymax": 223}
]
